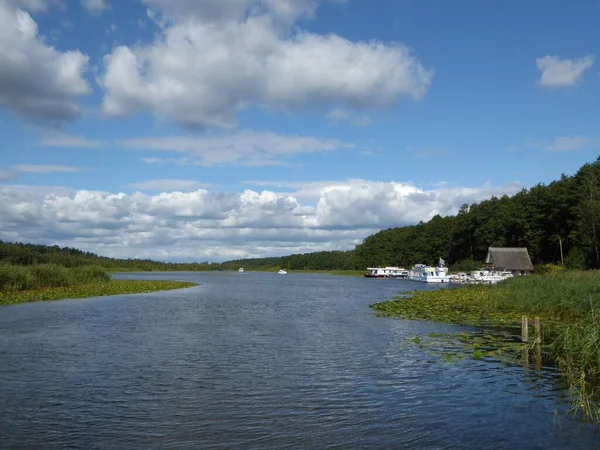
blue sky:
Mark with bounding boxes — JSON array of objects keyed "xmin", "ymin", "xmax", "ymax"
[{"xmin": 0, "ymin": 0, "xmax": 598, "ymax": 261}]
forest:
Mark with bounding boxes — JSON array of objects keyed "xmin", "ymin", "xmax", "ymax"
[
  {"xmin": 1, "ymin": 157, "xmax": 600, "ymax": 272},
  {"xmin": 226, "ymin": 156, "xmax": 600, "ymax": 271},
  {"xmin": 0, "ymin": 241, "xmax": 221, "ymax": 271}
]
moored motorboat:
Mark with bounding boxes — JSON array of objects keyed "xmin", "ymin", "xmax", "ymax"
[
  {"xmin": 364, "ymin": 267, "xmax": 408, "ymax": 278},
  {"xmin": 239, "ymin": 267, "xmax": 244, "ymax": 273},
  {"xmin": 278, "ymin": 269, "xmax": 287, "ymax": 274},
  {"xmin": 408, "ymin": 258, "xmax": 450, "ymax": 283}
]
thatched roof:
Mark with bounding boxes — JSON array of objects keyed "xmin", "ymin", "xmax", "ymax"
[{"xmin": 485, "ymin": 247, "xmax": 534, "ymax": 271}]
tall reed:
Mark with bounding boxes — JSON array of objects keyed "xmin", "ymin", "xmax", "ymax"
[{"xmin": 0, "ymin": 264, "xmax": 110, "ymax": 292}]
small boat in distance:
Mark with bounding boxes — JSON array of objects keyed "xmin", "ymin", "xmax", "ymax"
[
  {"xmin": 278, "ymin": 269, "xmax": 287, "ymax": 274},
  {"xmin": 239, "ymin": 267, "xmax": 244, "ymax": 273}
]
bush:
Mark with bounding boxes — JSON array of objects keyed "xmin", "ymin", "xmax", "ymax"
[
  {"xmin": 450, "ymin": 258, "xmax": 482, "ymax": 272},
  {"xmin": 534, "ymin": 263, "xmax": 566, "ymax": 275}
]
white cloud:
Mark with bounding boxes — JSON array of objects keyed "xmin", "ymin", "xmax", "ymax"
[
  {"xmin": 0, "ymin": 169, "xmax": 18, "ymax": 181},
  {"xmin": 0, "ymin": 1, "xmax": 90, "ymax": 124},
  {"xmin": 39, "ymin": 133, "xmax": 103, "ymax": 148},
  {"xmin": 536, "ymin": 55, "xmax": 594, "ymax": 88},
  {"xmin": 0, "ymin": 179, "xmax": 522, "ymax": 261},
  {"xmin": 10, "ymin": 0, "xmax": 61, "ymax": 12},
  {"xmin": 326, "ymin": 108, "xmax": 373, "ymax": 127},
  {"xmin": 120, "ymin": 130, "xmax": 354, "ymax": 166},
  {"xmin": 81, "ymin": 0, "xmax": 107, "ymax": 13},
  {"xmin": 545, "ymin": 136, "xmax": 600, "ymax": 152},
  {"xmin": 100, "ymin": 0, "xmax": 432, "ymax": 129},
  {"xmin": 142, "ymin": 0, "xmax": 340, "ymax": 25},
  {"xmin": 129, "ymin": 179, "xmax": 210, "ymax": 192},
  {"xmin": 13, "ymin": 164, "xmax": 86, "ymax": 173}
]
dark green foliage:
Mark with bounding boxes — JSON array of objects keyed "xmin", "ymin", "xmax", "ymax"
[{"xmin": 0, "ymin": 241, "xmax": 222, "ymax": 272}]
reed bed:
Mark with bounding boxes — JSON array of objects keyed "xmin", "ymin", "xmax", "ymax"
[
  {"xmin": 371, "ymin": 271, "xmax": 600, "ymax": 425},
  {"xmin": 0, "ymin": 264, "xmax": 110, "ymax": 292}
]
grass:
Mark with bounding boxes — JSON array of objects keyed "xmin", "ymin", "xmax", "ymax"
[
  {"xmin": 0, "ymin": 264, "xmax": 197, "ymax": 305},
  {"xmin": 371, "ymin": 270, "xmax": 600, "ymax": 425},
  {"xmin": 0, "ymin": 264, "xmax": 110, "ymax": 292},
  {"xmin": 0, "ymin": 280, "xmax": 198, "ymax": 305}
]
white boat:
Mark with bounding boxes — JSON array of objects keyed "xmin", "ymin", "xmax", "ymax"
[
  {"xmin": 278, "ymin": 269, "xmax": 287, "ymax": 274},
  {"xmin": 408, "ymin": 258, "xmax": 450, "ymax": 283},
  {"xmin": 459, "ymin": 269, "xmax": 514, "ymax": 284},
  {"xmin": 364, "ymin": 267, "xmax": 408, "ymax": 278},
  {"xmin": 239, "ymin": 267, "xmax": 244, "ymax": 273}
]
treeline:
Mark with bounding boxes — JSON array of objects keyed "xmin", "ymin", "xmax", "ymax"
[
  {"xmin": 0, "ymin": 241, "xmax": 222, "ymax": 272},
  {"xmin": 226, "ymin": 157, "xmax": 600, "ymax": 271},
  {"xmin": 2, "ymin": 157, "xmax": 600, "ymax": 272}
]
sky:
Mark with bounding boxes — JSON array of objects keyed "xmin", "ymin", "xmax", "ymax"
[{"xmin": 0, "ymin": 0, "xmax": 599, "ymax": 262}]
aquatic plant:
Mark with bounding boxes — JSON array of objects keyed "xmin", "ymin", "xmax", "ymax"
[
  {"xmin": 0, "ymin": 280, "xmax": 197, "ymax": 305},
  {"xmin": 371, "ymin": 271, "xmax": 600, "ymax": 425}
]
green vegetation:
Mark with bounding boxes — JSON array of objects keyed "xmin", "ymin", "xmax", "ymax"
[
  {"xmin": 0, "ymin": 264, "xmax": 197, "ymax": 305},
  {"xmin": 2, "ymin": 157, "xmax": 600, "ymax": 272},
  {"xmin": 0, "ymin": 280, "xmax": 197, "ymax": 305},
  {"xmin": 0, "ymin": 264, "xmax": 110, "ymax": 292},
  {"xmin": 224, "ymin": 156, "xmax": 600, "ymax": 271},
  {"xmin": 0, "ymin": 241, "xmax": 222, "ymax": 271},
  {"xmin": 371, "ymin": 271, "xmax": 600, "ymax": 424}
]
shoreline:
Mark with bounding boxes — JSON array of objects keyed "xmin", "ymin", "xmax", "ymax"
[
  {"xmin": 370, "ymin": 272, "xmax": 600, "ymax": 424},
  {"xmin": 0, "ymin": 280, "xmax": 198, "ymax": 306}
]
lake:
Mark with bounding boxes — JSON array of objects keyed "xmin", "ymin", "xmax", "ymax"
[{"xmin": 0, "ymin": 272, "xmax": 598, "ymax": 449}]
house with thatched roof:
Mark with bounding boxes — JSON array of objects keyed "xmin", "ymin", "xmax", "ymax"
[{"xmin": 485, "ymin": 247, "xmax": 534, "ymax": 275}]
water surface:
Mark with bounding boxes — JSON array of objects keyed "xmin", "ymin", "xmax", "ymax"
[{"xmin": 0, "ymin": 272, "xmax": 598, "ymax": 449}]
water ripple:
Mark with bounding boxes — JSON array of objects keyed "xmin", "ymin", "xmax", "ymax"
[{"xmin": 0, "ymin": 272, "xmax": 598, "ymax": 449}]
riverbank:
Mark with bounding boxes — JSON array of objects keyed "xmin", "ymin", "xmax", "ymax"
[
  {"xmin": 0, "ymin": 264, "xmax": 197, "ymax": 305},
  {"xmin": 0, "ymin": 280, "xmax": 198, "ymax": 305},
  {"xmin": 371, "ymin": 270, "xmax": 600, "ymax": 424}
]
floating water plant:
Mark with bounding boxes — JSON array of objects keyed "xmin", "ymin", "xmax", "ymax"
[{"xmin": 372, "ymin": 271, "xmax": 600, "ymax": 426}]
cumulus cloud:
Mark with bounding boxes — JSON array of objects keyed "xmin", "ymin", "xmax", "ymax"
[
  {"xmin": 123, "ymin": 130, "xmax": 354, "ymax": 166},
  {"xmin": 0, "ymin": 0, "xmax": 90, "ymax": 125},
  {"xmin": 142, "ymin": 0, "xmax": 341, "ymax": 25},
  {"xmin": 100, "ymin": 0, "xmax": 432, "ymax": 129},
  {"xmin": 0, "ymin": 180, "xmax": 522, "ymax": 261},
  {"xmin": 536, "ymin": 55, "xmax": 594, "ymax": 88}
]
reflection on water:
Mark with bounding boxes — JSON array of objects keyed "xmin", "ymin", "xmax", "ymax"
[{"xmin": 0, "ymin": 272, "xmax": 597, "ymax": 449}]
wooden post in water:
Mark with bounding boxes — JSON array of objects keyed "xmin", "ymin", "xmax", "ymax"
[
  {"xmin": 534, "ymin": 316, "xmax": 542, "ymax": 371},
  {"xmin": 521, "ymin": 316, "xmax": 528, "ymax": 342},
  {"xmin": 534, "ymin": 317, "xmax": 541, "ymax": 344}
]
